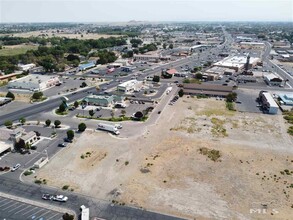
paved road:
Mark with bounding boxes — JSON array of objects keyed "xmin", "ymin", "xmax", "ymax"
[
  {"xmin": 0, "ymin": 87, "xmax": 96, "ymax": 126},
  {"xmin": 263, "ymin": 42, "xmax": 293, "ymax": 88},
  {"xmin": 0, "ymin": 176, "xmax": 184, "ymax": 220}
]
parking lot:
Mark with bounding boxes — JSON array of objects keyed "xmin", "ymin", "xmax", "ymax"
[
  {"xmin": 0, "ymin": 196, "xmax": 64, "ymax": 220},
  {"xmin": 235, "ymin": 89, "xmax": 263, "ymax": 113}
]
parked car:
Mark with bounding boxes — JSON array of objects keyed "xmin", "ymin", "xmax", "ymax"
[
  {"xmin": 58, "ymin": 142, "xmax": 69, "ymax": 147},
  {"xmin": 42, "ymin": 194, "xmax": 53, "ymax": 200},
  {"xmin": 64, "ymin": 138, "xmax": 73, "ymax": 143},
  {"xmin": 53, "ymin": 195, "xmax": 68, "ymax": 202},
  {"xmin": 11, "ymin": 164, "xmax": 21, "ymax": 172}
]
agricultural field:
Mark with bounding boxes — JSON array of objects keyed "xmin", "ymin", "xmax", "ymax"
[
  {"xmin": 0, "ymin": 44, "xmax": 38, "ymax": 56},
  {"xmin": 1, "ymin": 30, "xmax": 122, "ymax": 40}
]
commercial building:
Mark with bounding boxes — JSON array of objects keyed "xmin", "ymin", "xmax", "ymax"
[
  {"xmin": 279, "ymin": 94, "xmax": 293, "ymax": 106},
  {"xmin": 8, "ymin": 74, "xmax": 61, "ymax": 92},
  {"xmin": 264, "ymin": 73, "xmax": 283, "ymax": 86},
  {"xmin": 204, "ymin": 67, "xmax": 236, "ymax": 81},
  {"xmin": 0, "ymin": 127, "xmax": 24, "ymax": 154},
  {"xmin": 259, "ymin": 91, "xmax": 279, "ymax": 114},
  {"xmin": 183, "ymin": 83, "xmax": 234, "ymax": 97},
  {"xmin": 18, "ymin": 63, "xmax": 36, "ymax": 71},
  {"xmin": 117, "ymin": 80, "xmax": 143, "ymax": 93},
  {"xmin": 162, "ymin": 69, "xmax": 177, "ymax": 78},
  {"xmin": 134, "ymin": 54, "xmax": 160, "ymax": 62},
  {"xmin": 0, "ymin": 128, "xmax": 14, "ymax": 155},
  {"xmin": 20, "ymin": 131, "xmax": 38, "ymax": 146},
  {"xmin": 77, "ymin": 62, "xmax": 96, "ymax": 71},
  {"xmin": 82, "ymin": 95, "xmax": 123, "ymax": 107},
  {"xmin": 240, "ymin": 42, "xmax": 265, "ymax": 49},
  {"xmin": 213, "ymin": 56, "xmax": 260, "ymax": 72}
]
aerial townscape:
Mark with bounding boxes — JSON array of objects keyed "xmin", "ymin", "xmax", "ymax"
[{"xmin": 0, "ymin": 1, "xmax": 293, "ymax": 220}]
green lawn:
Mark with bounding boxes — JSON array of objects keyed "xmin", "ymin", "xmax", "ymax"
[{"xmin": 0, "ymin": 45, "xmax": 38, "ymax": 56}]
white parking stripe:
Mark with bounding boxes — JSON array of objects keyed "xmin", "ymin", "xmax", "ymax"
[
  {"xmin": 8, "ymin": 203, "xmax": 25, "ymax": 212},
  {"xmin": 0, "ymin": 200, "xmax": 13, "ymax": 208},
  {"xmin": 1, "ymin": 202, "xmax": 19, "ymax": 211},
  {"xmin": 37, "ymin": 210, "xmax": 52, "ymax": 219},
  {"xmin": 13, "ymin": 205, "xmax": 32, "ymax": 215},
  {"xmin": 22, "ymin": 206, "xmax": 38, "ymax": 216},
  {"xmin": 0, "ymin": 198, "xmax": 8, "ymax": 204},
  {"xmin": 29, "ymin": 208, "xmax": 45, "ymax": 218},
  {"xmin": 47, "ymin": 213, "xmax": 60, "ymax": 220}
]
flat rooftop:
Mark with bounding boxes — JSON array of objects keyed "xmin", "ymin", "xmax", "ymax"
[{"xmin": 9, "ymin": 74, "xmax": 59, "ymax": 84}]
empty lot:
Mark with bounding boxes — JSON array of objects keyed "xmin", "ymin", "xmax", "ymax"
[{"xmin": 30, "ymin": 97, "xmax": 293, "ymax": 219}]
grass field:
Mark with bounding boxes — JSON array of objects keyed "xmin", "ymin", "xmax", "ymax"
[{"xmin": 0, "ymin": 45, "xmax": 38, "ymax": 56}]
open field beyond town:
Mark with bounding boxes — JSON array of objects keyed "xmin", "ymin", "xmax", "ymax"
[
  {"xmin": 0, "ymin": 31, "xmax": 122, "ymax": 40},
  {"xmin": 30, "ymin": 97, "xmax": 293, "ymax": 219},
  {"xmin": 0, "ymin": 44, "xmax": 38, "ymax": 56}
]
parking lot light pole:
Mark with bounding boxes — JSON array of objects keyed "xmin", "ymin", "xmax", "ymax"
[{"xmin": 44, "ymin": 149, "xmax": 48, "ymax": 160}]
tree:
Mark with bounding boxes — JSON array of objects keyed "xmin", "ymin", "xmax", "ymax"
[
  {"xmin": 89, "ymin": 109, "xmax": 95, "ymax": 118},
  {"xmin": 45, "ymin": 119, "xmax": 51, "ymax": 127},
  {"xmin": 62, "ymin": 213, "xmax": 74, "ymax": 220},
  {"xmin": 153, "ymin": 75, "xmax": 160, "ymax": 83},
  {"xmin": 54, "ymin": 120, "xmax": 61, "ymax": 128},
  {"xmin": 78, "ymin": 123, "xmax": 87, "ymax": 132},
  {"xmin": 4, "ymin": 120, "xmax": 12, "ymax": 128},
  {"xmin": 32, "ymin": 92, "xmax": 43, "ymax": 100},
  {"xmin": 195, "ymin": 73, "xmax": 203, "ymax": 80},
  {"xmin": 121, "ymin": 109, "xmax": 126, "ymax": 116},
  {"xmin": 178, "ymin": 89, "xmax": 184, "ymax": 97},
  {"xmin": 169, "ymin": 44, "xmax": 174, "ymax": 49},
  {"xmin": 163, "ymin": 43, "xmax": 167, "ymax": 49},
  {"xmin": 74, "ymin": 101, "xmax": 79, "ymax": 108},
  {"xmin": 58, "ymin": 103, "xmax": 66, "ymax": 112},
  {"xmin": 6, "ymin": 91, "xmax": 15, "ymax": 100},
  {"xmin": 110, "ymin": 110, "xmax": 115, "ymax": 118},
  {"xmin": 19, "ymin": 117, "xmax": 26, "ymax": 125},
  {"xmin": 226, "ymin": 92, "xmax": 237, "ymax": 102},
  {"xmin": 67, "ymin": 130, "xmax": 74, "ymax": 140},
  {"xmin": 80, "ymin": 82, "xmax": 87, "ymax": 88}
]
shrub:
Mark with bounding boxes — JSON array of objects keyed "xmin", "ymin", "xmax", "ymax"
[
  {"xmin": 4, "ymin": 120, "xmax": 12, "ymax": 128},
  {"xmin": 54, "ymin": 120, "xmax": 61, "ymax": 128},
  {"xmin": 6, "ymin": 91, "xmax": 15, "ymax": 100},
  {"xmin": 34, "ymin": 179, "xmax": 42, "ymax": 184},
  {"xmin": 45, "ymin": 119, "xmax": 51, "ymax": 127},
  {"xmin": 78, "ymin": 123, "xmax": 87, "ymax": 132},
  {"xmin": 62, "ymin": 185, "xmax": 69, "ymax": 190}
]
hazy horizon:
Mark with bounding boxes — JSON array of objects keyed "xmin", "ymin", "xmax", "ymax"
[{"xmin": 0, "ymin": 0, "xmax": 292, "ymax": 23}]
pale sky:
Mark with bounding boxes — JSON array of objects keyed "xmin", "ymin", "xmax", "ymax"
[{"xmin": 0, "ymin": 0, "xmax": 292, "ymax": 23}]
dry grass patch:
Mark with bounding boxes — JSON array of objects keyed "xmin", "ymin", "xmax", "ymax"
[{"xmin": 199, "ymin": 147, "xmax": 222, "ymax": 162}]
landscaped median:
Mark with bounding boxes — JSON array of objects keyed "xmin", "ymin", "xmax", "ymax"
[{"xmin": 76, "ymin": 114, "xmax": 148, "ymax": 122}]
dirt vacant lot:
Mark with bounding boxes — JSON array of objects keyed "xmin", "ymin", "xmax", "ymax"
[{"xmin": 30, "ymin": 97, "xmax": 293, "ymax": 220}]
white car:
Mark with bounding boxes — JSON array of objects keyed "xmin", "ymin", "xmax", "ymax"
[
  {"xmin": 11, "ymin": 164, "xmax": 21, "ymax": 172},
  {"xmin": 53, "ymin": 195, "xmax": 68, "ymax": 202}
]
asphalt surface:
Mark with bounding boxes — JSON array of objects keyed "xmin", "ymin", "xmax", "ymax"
[
  {"xmin": 0, "ymin": 87, "xmax": 96, "ymax": 126},
  {"xmin": 0, "ymin": 176, "xmax": 185, "ymax": 220},
  {"xmin": 0, "ymin": 196, "xmax": 64, "ymax": 220}
]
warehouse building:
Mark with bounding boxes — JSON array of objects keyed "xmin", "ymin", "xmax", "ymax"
[
  {"xmin": 77, "ymin": 62, "xmax": 96, "ymax": 71},
  {"xmin": 213, "ymin": 56, "xmax": 260, "ymax": 72},
  {"xmin": 279, "ymin": 94, "xmax": 293, "ymax": 106},
  {"xmin": 259, "ymin": 91, "xmax": 279, "ymax": 114},
  {"xmin": 264, "ymin": 73, "xmax": 283, "ymax": 86},
  {"xmin": 18, "ymin": 63, "xmax": 36, "ymax": 71},
  {"xmin": 8, "ymin": 74, "xmax": 60, "ymax": 92},
  {"xmin": 117, "ymin": 80, "xmax": 143, "ymax": 93},
  {"xmin": 183, "ymin": 83, "xmax": 233, "ymax": 97},
  {"xmin": 82, "ymin": 95, "xmax": 123, "ymax": 107}
]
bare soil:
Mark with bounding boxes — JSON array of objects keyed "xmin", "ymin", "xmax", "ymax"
[{"xmin": 32, "ymin": 97, "xmax": 293, "ymax": 219}]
